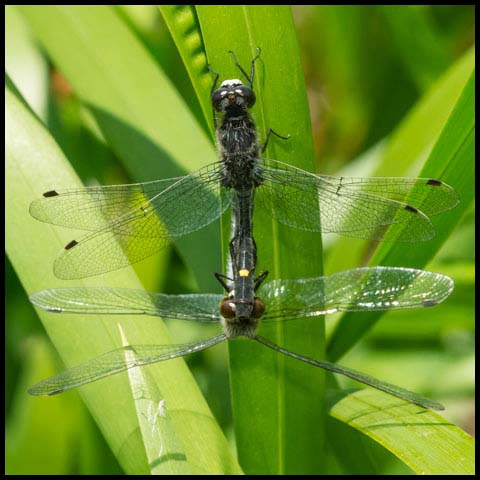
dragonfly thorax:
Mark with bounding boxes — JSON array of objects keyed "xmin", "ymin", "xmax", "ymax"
[{"xmin": 217, "ymin": 112, "xmax": 260, "ymax": 190}]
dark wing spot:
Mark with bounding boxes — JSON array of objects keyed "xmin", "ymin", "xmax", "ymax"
[
  {"xmin": 49, "ymin": 388, "xmax": 65, "ymax": 396},
  {"xmin": 422, "ymin": 300, "xmax": 438, "ymax": 307},
  {"xmin": 65, "ymin": 239, "xmax": 78, "ymax": 250},
  {"xmin": 47, "ymin": 307, "xmax": 62, "ymax": 313},
  {"xmin": 405, "ymin": 205, "xmax": 418, "ymax": 213},
  {"xmin": 43, "ymin": 190, "xmax": 59, "ymax": 197},
  {"xmin": 426, "ymin": 179, "xmax": 442, "ymax": 187}
]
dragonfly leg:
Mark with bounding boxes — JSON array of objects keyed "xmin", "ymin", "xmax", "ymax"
[
  {"xmin": 214, "ymin": 272, "xmax": 232, "ymax": 292},
  {"xmin": 254, "ymin": 271, "xmax": 269, "ymax": 291},
  {"xmin": 208, "ymin": 64, "xmax": 220, "ymax": 129},
  {"xmin": 229, "ymin": 234, "xmax": 239, "ymax": 271},
  {"xmin": 261, "ymin": 128, "xmax": 290, "ymax": 153},
  {"xmin": 208, "ymin": 64, "xmax": 219, "ymax": 94},
  {"xmin": 228, "ymin": 47, "xmax": 261, "ymax": 87}
]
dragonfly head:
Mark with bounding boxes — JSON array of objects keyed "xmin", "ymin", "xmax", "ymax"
[
  {"xmin": 212, "ymin": 79, "xmax": 256, "ymax": 113},
  {"xmin": 219, "ymin": 295, "xmax": 265, "ymax": 338}
]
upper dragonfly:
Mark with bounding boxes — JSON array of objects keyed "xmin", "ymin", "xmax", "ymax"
[{"xmin": 30, "ymin": 48, "xmax": 458, "ymax": 279}]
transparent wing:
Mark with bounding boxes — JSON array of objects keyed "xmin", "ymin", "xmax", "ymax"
[
  {"xmin": 256, "ymin": 158, "xmax": 458, "ymax": 242},
  {"xmin": 35, "ymin": 163, "xmax": 232, "ymax": 279},
  {"xmin": 30, "ymin": 288, "xmax": 224, "ymax": 322},
  {"xmin": 28, "ymin": 334, "xmax": 227, "ymax": 396},
  {"xmin": 30, "ymin": 176, "xmax": 185, "ymax": 230},
  {"xmin": 255, "ymin": 335, "xmax": 444, "ymax": 410},
  {"xmin": 260, "ymin": 267, "xmax": 453, "ymax": 321}
]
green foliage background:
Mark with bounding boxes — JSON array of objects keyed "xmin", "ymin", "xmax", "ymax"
[{"xmin": 5, "ymin": 5, "xmax": 474, "ymax": 475}]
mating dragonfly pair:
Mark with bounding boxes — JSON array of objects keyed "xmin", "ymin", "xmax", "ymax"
[{"xmin": 29, "ymin": 49, "xmax": 457, "ymax": 410}]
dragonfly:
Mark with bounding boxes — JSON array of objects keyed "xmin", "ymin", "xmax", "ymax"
[
  {"xmin": 29, "ymin": 265, "xmax": 453, "ymax": 410},
  {"xmin": 29, "ymin": 48, "xmax": 459, "ymax": 280}
]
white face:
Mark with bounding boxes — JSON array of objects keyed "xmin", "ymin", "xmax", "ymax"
[{"xmin": 220, "ymin": 79, "xmax": 243, "ymax": 88}]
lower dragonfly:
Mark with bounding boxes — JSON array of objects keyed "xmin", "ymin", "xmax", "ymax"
[{"xmin": 29, "ymin": 266, "xmax": 453, "ymax": 410}]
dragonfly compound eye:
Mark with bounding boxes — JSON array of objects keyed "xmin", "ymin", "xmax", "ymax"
[
  {"xmin": 220, "ymin": 297, "xmax": 236, "ymax": 319},
  {"xmin": 252, "ymin": 297, "xmax": 265, "ymax": 319},
  {"xmin": 237, "ymin": 85, "xmax": 256, "ymax": 108},
  {"xmin": 212, "ymin": 88, "xmax": 226, "ymax": 112}
]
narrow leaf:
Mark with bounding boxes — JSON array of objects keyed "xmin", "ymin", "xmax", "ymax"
[{"xmin": 328, "ymin": 389, "xmax": 475, "ymax": 474}]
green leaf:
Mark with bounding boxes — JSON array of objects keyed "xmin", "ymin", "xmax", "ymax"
[
  {"xmin": 17, "ymin": 4, "xmax": 220, "ymax": 291},
  {"xmin": 168, "ymin": 5, "xmax": 324, "ymax": 474},
  {"xmin": 159, "ymin": 6, "xmax": 213, "ymax": 133},
  {"xmin": 5, "ymin": 77, "xmax": 240, "ymax": 474},
  {"xmin": 325, "ymin": 46, "xmax": 474, "ymax": 275},
  {"xmin": 328, "ymin": 53, "xmax": 475, "ymax": 362},
  {"xmin": 328, "ymin": 389, "xmax": 475, "ymax": 475}
]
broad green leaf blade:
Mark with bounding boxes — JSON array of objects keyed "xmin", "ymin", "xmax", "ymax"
[
  {"xmin": 5, "ymin": 78, "xmax": 240, "ymax": 474},
  {"xmin": 190, "ymin": 6, "xmax": 324, "ymax": 474},
  {"xmin": 159, "ymin": 6, "xmax": 213, "ymax": 133},
  {"xmin": 17, "ymin": 5, "xmax": 220, "ymax": 291},
  {"xmin": 328, "ymin": 389, "xmax": 475, "ymax": 474},
  {"xmin": 328, "ymin": 64, "xmax": 475, "ymax": 362},
  {"xmin": 378, "ymin": 70, "xmax": 474, "ymax": 264},
  {"xmin": 325, "ymin": 414, "xmax": 412, "ymax": 474},
  {"xmin": 324, "ymin": 47, "xmax": 474, "ymax": 277}
]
